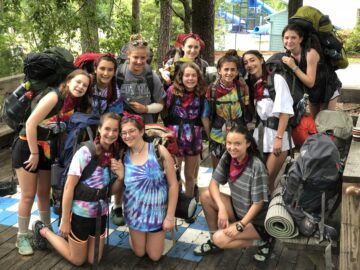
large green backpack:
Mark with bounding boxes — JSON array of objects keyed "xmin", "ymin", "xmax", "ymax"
[{"xmin": 289, "ymin": 6, "xmax": 348, "ymax": 70}]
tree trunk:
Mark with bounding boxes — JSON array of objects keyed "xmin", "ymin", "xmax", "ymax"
[
  {"xmin": 79, "ymin": 0, "xmax": 99, "ymax": 53},
  {"xmin": 157, "ymin": 0, "xmax": 172, "ymax": 69},
  {"xmin": 288, "ymin": 0, "xmax": 303, "ymax": 19},
  {"xmin": 180, "ymin": 0, "xmax": 191, "ymax": 33},
  {"xmin": 132, "ymin": 0, "xmax": 140, "ymax": 33},
  {"xmin": 192, "ymin": 0, "xmax": 215, "ymax": 65}
]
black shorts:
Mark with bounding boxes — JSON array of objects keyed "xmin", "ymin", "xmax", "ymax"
[
  {"xmin": 231, "ymin": 200, "xmax": 270, "ymax": 242},
  {"xmin": 11, "ymin": 138, "xmax": 52, "ymax": 172},
  {"xmin": 71, "ymin": 214, "xmax": 107, "ymax": 241}
]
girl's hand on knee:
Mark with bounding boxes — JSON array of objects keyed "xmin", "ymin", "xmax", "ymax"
[
  {"xmin": 223, "ymin": 223, "xmax": 238, "ymax": 238},
  {"xmin": 218, "ymin": 208, "xmax": 229, "ymax": 229}
]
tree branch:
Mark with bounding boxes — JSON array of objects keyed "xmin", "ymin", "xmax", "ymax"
[{"xmin": 170, "ymin": 4, "xmax": 184, "ymax": 21}]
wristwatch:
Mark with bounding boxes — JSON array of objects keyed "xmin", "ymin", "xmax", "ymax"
[{"xmin": 236, "ymin": 223, "xmax": 244, "ymax": 232}]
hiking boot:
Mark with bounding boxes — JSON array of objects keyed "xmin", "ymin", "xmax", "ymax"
[
  {"xmin": 110, "ymin": 207, "xmax": 125, "ymax": 226},
  {"xmin": 193, "ymin": 240, "xmax": 223, "ymax": 256},
  {"xmin": 16, "ymin": 234, "xmax": 34, "ymax": 256},
  {"xmin": 32, "ymin": 220, "xmax": 47, "ymax": 250}
]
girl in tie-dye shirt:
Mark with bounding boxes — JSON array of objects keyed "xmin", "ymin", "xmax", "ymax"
[
  {"xmin": 31, "ymin": 112, "xmax": 124, "ymax": 266},
  {"xmin": 120, "ymin": 113, "xmax": 178, "ymax": 261}
]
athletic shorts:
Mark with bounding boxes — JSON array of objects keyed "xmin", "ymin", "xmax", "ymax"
[
  {"xmin": 231, "ymin": 200, "xmax": 270, "ymax": 242},
  {"xmin": 71, "ymin": 214, "xmax": 107, "ymax": 241},
  {"xmin": 11, "ymin": 138, "xmax": 52, "ymax": 172}
]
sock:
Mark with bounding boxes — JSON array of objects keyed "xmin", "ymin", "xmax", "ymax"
[
  {"xmin": 18, "ymin": 216, "xmax": 30, "ymax": 235},
  {"xmin": 39, "ymin": 211, "xmax": 51, "ymax": 226},
  {"xmin": 113, "ymin": 204, "xmax": 122, "ymax": 210}
]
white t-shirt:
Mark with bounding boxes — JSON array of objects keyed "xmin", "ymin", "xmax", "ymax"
[{"xmin": 253, "ymin": 74, "xmax": 294, "ymax": 153}]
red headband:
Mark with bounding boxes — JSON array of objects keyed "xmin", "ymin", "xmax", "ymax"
[
  {"xmin": 174, "ymin": 33, "xmax": 205, "ymax": 51},
  {"xmin": 121, "ymin": 112, "xmax": 145, "ymax": 129}
]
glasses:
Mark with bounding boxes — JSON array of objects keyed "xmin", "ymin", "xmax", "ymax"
[
  {"xmin": 131, "ymin": 40, "xmax": 148, "ymax": 47},
  {"xmin": 121, "ymin": 128, "xmax": 138, "ymax": 137}
]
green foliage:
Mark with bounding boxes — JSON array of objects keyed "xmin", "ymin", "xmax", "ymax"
[{"xmin": 343, "ymin": 23, "xmax": 360, "ymax": 54}]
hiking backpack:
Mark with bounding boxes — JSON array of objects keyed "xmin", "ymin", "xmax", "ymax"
[
  {"xmin": 289, "ymin": 6, "xmax": 348, "ymax": 70},
  {"xmin": 74, "ymin": 52, "xmax": 108, "ymax": 74},
  {"xmin": 2, "ymin": 47, "xmax": 74, "ymax": 131},
  {"xmin": 282, "ymin": 133, "xmax": 341, "ymax": 239},
  {"xmin": 51, "ymin": 112, "xmax": 101, "ymax": 214},
  {"xmin": 265, "ymin": 52, "xmax": 307, "ymax": 128},
  {"xmin": 315, "ymin": 110, "xmax": 353, "ymax": 161}
]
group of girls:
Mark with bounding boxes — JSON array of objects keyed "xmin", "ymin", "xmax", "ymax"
[{"xmin": 12, "ymin": 22, "xmax": 339, "ymax": 266}]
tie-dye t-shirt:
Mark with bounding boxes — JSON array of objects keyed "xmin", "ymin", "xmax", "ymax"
[
  {"xmin": 208, "ymin": 86, "xmax": 244, "ymax": 145},
  {"xmin": 123, "ymin": 143, "xmax": 168, "ymax": 232},
  {"xmin": 68, "ymin": 145, "xmax": 111, "ymax": 218}
]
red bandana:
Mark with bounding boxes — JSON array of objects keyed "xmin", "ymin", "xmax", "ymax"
[
  {"xmin": 254, "ymin": 79, "xmax": 265, "ymax": 101},
  {"xmin": 181, "ymin": 91, "xmax": 195, "ymax": 108},
  {"xmin": 229, "ymin": 155, "xmax": 249, "ymax": 183},
  {"xmin": 121, "ymin": 112, "xmax": 145, "ymax": 129}
]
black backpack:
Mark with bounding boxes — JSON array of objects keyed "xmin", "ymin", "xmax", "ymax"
[
  {"xmin": 282, "ymin": 133, "xmax": 341, "ymax": 239},
  {"xmin": 265, "ymin": 52, "xmax": 306, "ymax": 128},
  {"xmin": 2, "ymin": 47, "xmax": 74, "ymax": 131}
]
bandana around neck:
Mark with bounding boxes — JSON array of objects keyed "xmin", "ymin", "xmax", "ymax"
[
  {"xmin": 254, "ymin": 78, "xmax": 265, "ymax": 101},
  {"xmin": 229, "ymin": 155, "xmax": 249, "ymax": 183}
]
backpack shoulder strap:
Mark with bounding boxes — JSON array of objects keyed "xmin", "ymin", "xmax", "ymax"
[
  {"xmin": 153, "ymin": 143, "xmax": 164, "ymax": 171},
  {"xmin": 209, "ymin": 81, "xmax": 218, "ymax": 122},
  {"xmin": 79, "ymin": 141, "xmax": 98, "ymax": 182},
  {"xmin": 144, "ymin": 64, "xmax": 155, "ymax": 103},
  {"xmin": 116, "ymin": 63, "xmax": 127, "ymax": 89}
]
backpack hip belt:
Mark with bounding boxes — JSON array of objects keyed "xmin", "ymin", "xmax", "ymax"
[
  {"xmin": 257, "ymin": 117, "xmax": 279, "ymax": 131},
  {"xmin": 73, "ymin": 182, "xmax": 111, "ymax": 202}
]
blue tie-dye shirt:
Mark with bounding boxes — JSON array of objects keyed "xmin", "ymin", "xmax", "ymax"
[
  {"xmin": 68, "ymin": 146, "xmax": 111, "ymax": 218},
  {"xmin": 123, "ymin": 143, "xmax": 168, "ymax": 232}
]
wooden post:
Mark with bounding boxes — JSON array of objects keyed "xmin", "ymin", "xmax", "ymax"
[{"xmin": 340, "ymin": 116, "xmax": 360, "ymax": 270}]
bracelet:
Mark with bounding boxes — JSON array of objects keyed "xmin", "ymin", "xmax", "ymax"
[
  {"xmin": 275, "ymin": 135, "xmax": 283, "ymax": 140},
  {"xmin": 292, "ymin": 66, "xmax": 299, "ymax": 72},
  {"xmin": 165, "ymin": 216, "xmax": 175, "ymax": 222},
  {"xmin": 31, "ymin": 152, "xmax": 39, "ymax": 155}
]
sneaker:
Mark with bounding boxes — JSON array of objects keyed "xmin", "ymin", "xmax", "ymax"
[
  {"xmin": 193, "ymin": 240, "xmax": 223, "ymax": 256},
  {"xmin": 110, "ymin": 207, "xmax": 125, "ymax": 226},
  {"xmin": 16, "ymin": 234, "xmax": 34, "ymax": 255},
  {"xmin": 32, "ymin": 220, "xmax": 47, "ymax": 250}
]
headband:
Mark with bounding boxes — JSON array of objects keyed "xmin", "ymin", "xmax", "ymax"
[{"xmin": 121, "ymin": 112, "xmax": 145, "ymax": 129}]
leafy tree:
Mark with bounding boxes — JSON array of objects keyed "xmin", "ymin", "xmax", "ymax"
[{"xmin": 344, "ymin": 23, "xmax": 360, "ymax": 54}]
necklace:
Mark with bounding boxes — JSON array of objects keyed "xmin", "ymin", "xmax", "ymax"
[{"xmin": 132, "ymin": 141, "xmax": 146, "ymax": 155}]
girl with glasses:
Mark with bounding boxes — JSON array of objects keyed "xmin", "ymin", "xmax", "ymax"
[{"xmin": 120, "ymin": 113, "xmax": 178, "ymax": 261}]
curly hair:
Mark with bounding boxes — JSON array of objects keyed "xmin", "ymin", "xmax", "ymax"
[{"xmin": 172, "ymin": 62, "xmax": 206, "ymax": 97}]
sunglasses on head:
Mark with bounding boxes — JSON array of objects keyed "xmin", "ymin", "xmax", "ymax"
[{"xmin": 131, "ymin": 40, "xmax": 148, "ymax": 47}]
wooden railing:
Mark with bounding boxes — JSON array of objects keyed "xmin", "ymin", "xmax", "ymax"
[{"xmin": 340, "ymin": 115, "xmax": 360, "ymax": 270}]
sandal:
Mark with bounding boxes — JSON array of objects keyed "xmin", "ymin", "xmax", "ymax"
[
  {"xmin": 253, "ymin": 238, "xmax": 275, "ymax": 262},
  {"xmin": 193, "ymin": 240, "xmax": 223, "ymax": 256}
]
